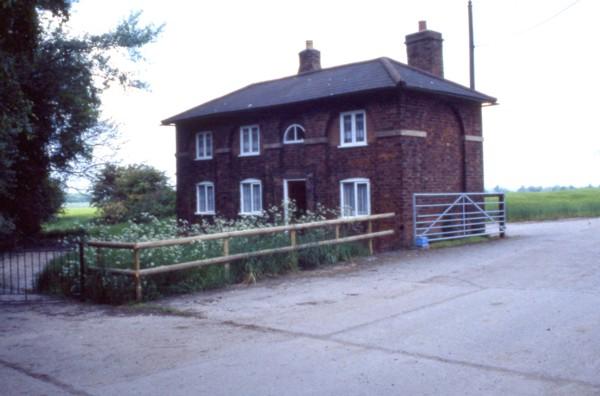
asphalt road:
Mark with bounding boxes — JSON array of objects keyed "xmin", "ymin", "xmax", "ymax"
[{"xmin": 1, "ymin": 218, "xmax": 600, "ymax": 395}]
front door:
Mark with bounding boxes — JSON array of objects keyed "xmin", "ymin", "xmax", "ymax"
[{"xmin": 284, "ymin": 179, "xmax": 307, "ymax": 221}]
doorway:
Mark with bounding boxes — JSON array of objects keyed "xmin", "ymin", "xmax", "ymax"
[{"xmin": 284, "ymin": 179, "xmax": 307, "ymax": 221}]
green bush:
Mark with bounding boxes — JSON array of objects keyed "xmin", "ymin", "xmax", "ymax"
[
  {"xmin": 90, "ymin": 164, "xmax": 175, "ymax": 224},
  {"xmin": 38, "ymin": 204, "xmax": 369, "ymax": 303}
]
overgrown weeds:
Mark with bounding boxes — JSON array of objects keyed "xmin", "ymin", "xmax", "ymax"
[{"xmin": 38, "ymin": 204, "xmax": 368, "ymax": 304}]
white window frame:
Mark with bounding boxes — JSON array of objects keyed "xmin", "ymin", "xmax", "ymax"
[
  {"xmin": 339, "ymin": 110, "xmax": 367, "ymax": 147},
  {"xmin": 195, "ymin": 181, "xmax": 215, "ymax": 215},
  {"xmin": 240, "ymin": 125, "xmax": 260, "ymax": 156},
  {"xmin": 339, "ymin": 178, "xmax": 371, "ymax": 217},
  {"xmin": 195, "ymin": 131, "xmax": 213, "ymax": 160},
  {"xmin": 239, "ymin": 178, "xmax": 262, "ymax": 215},
  {"xmin": 283, "ymin": 124, "xmax": 305, "ymax": 144}
]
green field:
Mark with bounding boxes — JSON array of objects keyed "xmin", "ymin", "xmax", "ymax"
[
  {"xmin": 505, "ymin": 188, "xmax": 600, "ymax": 222},
  {"xmin": 43, "ymin": 206, "xmax": 98, "ymax": 233}
]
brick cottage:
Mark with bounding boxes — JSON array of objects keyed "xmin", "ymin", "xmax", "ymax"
[{"xmin": 162, "ymin": 22, "xmax": 496, "ymax": 248}]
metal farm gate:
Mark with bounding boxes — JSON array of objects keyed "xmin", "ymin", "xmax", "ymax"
[{"xmin": 413, "ymin": 192, "xmax": 506, "ymax": 245}]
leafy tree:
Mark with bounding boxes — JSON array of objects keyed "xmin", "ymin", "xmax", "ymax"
[
  {"xmin": 0, "ymin": 0, "xmax": 161, "ymax": 238},
  {"xmin": 91, "ymin": 164, "xmax": 175, "ymax": 223}
]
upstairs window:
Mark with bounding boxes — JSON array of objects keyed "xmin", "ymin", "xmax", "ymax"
[
  {"xmin": 196, "ymin": 182, "xmax": 215, "ymax": 214},
  {"xmin": 240, "ymin": 125, "xmax": 260, "ymax": 156},
  {"xmin": 195, "ymin": 131, "xmax": 213, "ymax": 160},
  {"xmin": 339, "ymin": 110, "xmax": 367, "ymax": 147},
  {"xmin": 340, "ymin": 178, "xmax": 370, "ymax": 217},
  {"xmin": 283, "ymin": 124, "xmax": 305, "ymax": 144},
  {"xmin": 240, "ymin": 178, "xmax": 262, "ymax": 214}
]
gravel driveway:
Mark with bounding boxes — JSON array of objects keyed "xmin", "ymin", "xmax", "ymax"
[{"xmin": 1, "ymin": 218, "xmax": 599, "ymax": 395}]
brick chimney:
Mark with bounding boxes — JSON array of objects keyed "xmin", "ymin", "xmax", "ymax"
[
  {"xmin": 405, "ymin": 21, "xmax": 444, "ymax": 78},
  {"xmin": 298, "ymin": 40, "xmax": 321, "ymax": 74}
]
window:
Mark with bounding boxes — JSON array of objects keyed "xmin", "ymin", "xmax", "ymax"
[
  {"xmin": 240, "ymin": 179, "xmax": 262, "ymax": 214},
  {"xmin": 283, "ymin": 124, "xmax": 305, "ymax": 144},
  {"xmin": 240, "ymin": 125, "xmax": 260, "ymax": 156},
  {"xmin": 339, "ymin": 110, "xmax": 367, "ymax": 147},
  {"xmin": 196, "ymin": 182, "xmax": 215, "ymax": 214},
  {"xmin": 340, "ymin": 178, "xmax": 370, "ymax": 217},
  {"xmin": 195, "ymin": 131, "xmax": 213, "ymax": 160}
]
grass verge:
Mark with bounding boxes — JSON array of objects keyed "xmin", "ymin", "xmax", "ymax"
[{"xmin": 429, "ymin": 236, "xmax": 493, "ymax": 249}]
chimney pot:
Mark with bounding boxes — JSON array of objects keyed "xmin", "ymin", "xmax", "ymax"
[
  {"xmin": 298, "ymin": 41, "xmax": 321, "ymax": 74},
  {"xmin": 405, "ymin": 23, "xmax": 444, "ymax": 77}
]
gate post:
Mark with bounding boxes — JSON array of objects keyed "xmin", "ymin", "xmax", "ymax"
[
  {"xmin": 412, "ymin": 194, "xmax": 417, "ymax": 246},
  {"xmin": 499, "ymin": 194, "xmax": 506, "ymax": 238},
  {"xmin": 78, "ymin": 240, "xmax": 85, "ymax": 301}
]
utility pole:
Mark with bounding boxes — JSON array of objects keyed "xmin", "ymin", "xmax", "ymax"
[{"xmin": 468, "ymin": 0, "xmax": 475, "ymax": 89}]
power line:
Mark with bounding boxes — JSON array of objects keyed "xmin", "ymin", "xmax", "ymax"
[
  {"xmin": 477, "ymin": 0, "xmax": 583, "ymax": 48},
  {"xmin": 518, "ymin": 0, "xmax": 582, "ymax": 34}
]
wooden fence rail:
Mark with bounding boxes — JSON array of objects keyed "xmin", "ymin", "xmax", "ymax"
[{"xmin": 86, "ymin": 213, "xmax": 395, "ymax": 301}]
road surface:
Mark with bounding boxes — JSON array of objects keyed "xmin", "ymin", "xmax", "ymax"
[{"xmin": 1, "ymin": 218, "xmax": 599, "ymax": 395}]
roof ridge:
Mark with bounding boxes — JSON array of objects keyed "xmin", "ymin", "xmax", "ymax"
[
  {"xmin": 163, "ymin": 56, "xmax": 496, "ymax": 124},
  {"xmin": 236, "ymin": 58, "xmax": 388, "ymax": 89},
  {"xmin": 386, "ymin": 58, "xmax": 495, "ymax": 101},
  {"xmin": 378, "ymin": 57, "xmax": 403, "ymax": 85},
  {"xmin": 162, "ymin": 58, "xmax": 391, "ymax": 125}
]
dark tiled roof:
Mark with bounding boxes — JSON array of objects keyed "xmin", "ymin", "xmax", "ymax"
[{"xmin": 162, "ymin": 57, "xmax": 496, "ymax": 125}]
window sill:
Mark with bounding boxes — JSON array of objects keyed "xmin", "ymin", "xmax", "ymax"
[
  {"xmin": 283, "ymin": 140, "xmax": 304, "ymax": 145},
  {"xmin": 195, "ymin": 211, "xmax": 216, "ymax": 215},
  {"xmin": 340, "ymin": 213, "xmax": 371, "ymax": 218},
  {"xmin": 338, "ymin": 142, "xmax": 368, "ymax": 148},
  {"xmin": 194, "ymin": 156, "xmax": 213, "ymax": 161},
  {"xmin": 239, "ymin": 152, "xmax": 260, "ymax": 157},
  {"xmin": 238, "ymin": 211, "xmax": 264, "ymax": 216}
]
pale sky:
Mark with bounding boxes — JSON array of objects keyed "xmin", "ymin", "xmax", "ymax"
[{"xmin": 69, "ymin": 0, "xmax": 600, "ymax": 190}]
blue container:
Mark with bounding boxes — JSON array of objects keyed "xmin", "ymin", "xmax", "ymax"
[{"xmin": 415, "ymin": 236, "xmax": 429, "ymax": 248}]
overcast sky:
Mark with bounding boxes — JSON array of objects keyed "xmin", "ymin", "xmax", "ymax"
[{"xmin": 69, "ymin": 0, "xmax": 599, "ymax": 190}]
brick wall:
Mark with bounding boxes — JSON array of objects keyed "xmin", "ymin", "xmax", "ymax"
[{"xmin": 174, "ymin": 89, "xmax": 484, "ymax": 248}]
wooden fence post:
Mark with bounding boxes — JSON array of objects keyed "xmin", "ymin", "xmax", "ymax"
[
  {"xmin": 133, "ymin": 248, "xmax": 142, "ymax": 302},
  {"xmin": 290, "ymin": 229, "xmax": 297, "ymax": 248},
  {"xmin": 223, "ymin": 238, "xmax": 230, "ymax": 279},
  {"xmin": 335, "ymin": 224, "xmax": 340, "ymax": 240}
]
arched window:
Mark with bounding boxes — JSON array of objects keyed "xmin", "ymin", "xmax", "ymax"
[{"xmin": 283, "ymin": 124, "xmax": 305, "ymax": 144}]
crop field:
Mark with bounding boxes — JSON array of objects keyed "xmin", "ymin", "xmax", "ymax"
[{"xmin": 504, "ymin": 188, "xmax": 600, "ymax": 221}]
